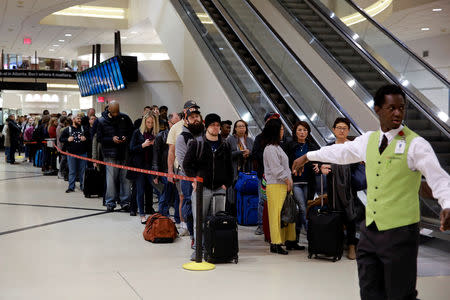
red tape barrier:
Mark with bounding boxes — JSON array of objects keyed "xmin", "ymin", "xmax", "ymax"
[{"xmin": 41, "ymin": 144, "xmax": 203, "ymax": 183}]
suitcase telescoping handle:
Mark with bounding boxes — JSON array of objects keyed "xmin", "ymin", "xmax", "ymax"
[{"xmin": 320, "ymin": 174, "xmax": 324, "ymax": 207}]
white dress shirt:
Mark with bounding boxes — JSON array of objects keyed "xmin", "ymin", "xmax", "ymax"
[{"xmin": 307, "ymin": 125, "xmax": 450, "ymax": 210}]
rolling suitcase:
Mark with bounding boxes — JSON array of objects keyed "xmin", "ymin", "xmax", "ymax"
[
  {"xmin": 307, "ymin": 175, "xmax": 344, "ymax": 262},
  {"xmin": 83, "ymin": 167, "xmax": 104, "ymax": 198},
  {"xmin": 236, "ymin": 192, "xmax": 258, "ymax": 225},
  {"xmin": 204, "ymin": 211, "xmax": 239, "ymax": 264}
]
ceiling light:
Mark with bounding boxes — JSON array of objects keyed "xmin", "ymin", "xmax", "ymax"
[
  {"xmin": 432, "ymin": 8, "xmax": 442, "ymax": 12},
  {"xmin": 242, "ymin": 112, "xmax": 251, "ymax": 122},
  {"xmin": 49, "ymin": 49, "xmax": 55, "ymax": 51},
  {"xmin": 65, "ymin": 34, "xmax": 72, "ymax": 37},
  {"xmin": 121, "ymin": 36, "xmax": 127, "ymax": 39},
  {"xmin": 53, "ymin": 44, "xmax": 59, "ymax": 47},
  {"xmin": 53, "ymin": 5, "xmax": 126, "ymax": 19},
  {"xmin": 131, "ymin": 31, "xmax": 138, "ymax": 34},
  {"xmin": 58, "ymin": 39, "xmax": 65, "ymax": 42},
  {"xmin": 47, "ymin": 84, "xmax": 79, "ymax": 89},
  {"xmin": 59, "ymin": 57, "xmax": 64, "ymax": 59},
  {"xmin": 438, "ymin": 112, "xmax": 449, "ymax": 122},
  {"xmin": 341, "ymin": 0, "xmax": 393, "ymax": 26},
  {"xmin": 421, "ymin": 27, "xmax": 430, "ymax": 31}
]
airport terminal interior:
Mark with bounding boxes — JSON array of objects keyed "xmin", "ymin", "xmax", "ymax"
[{"xmin": 0, "ymin": 0, "xmax": 449, "ymax": 299}]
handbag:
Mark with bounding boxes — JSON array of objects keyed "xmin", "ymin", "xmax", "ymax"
[
  {"xmin": 351, "ymin": 162, "xmax": 367, "ymax": 191},
  {"xmin": 281, "ymin": 192, "xmax": 298, "ymax": 227}
]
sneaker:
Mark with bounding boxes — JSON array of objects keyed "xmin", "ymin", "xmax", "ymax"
[
  {"xmin": 65, "ymin": 188, "xmax": 75, "ymax": 193},
  {"xmin": 254, "ymin": 226, "xmax": 264, "ymax": 235},
  {"xmin": 179, "ymin": 222, "xmax": 189, "ymax": 236},
  {"xmin": 140, "ymin": 215, "xmax": 147, "ymax": 224},
  {"xmin": 120, "ymin": 204, "xmax": 130, "ymax": 212},
  {"xmin": 191, "ymin": 238, "xmax": 195, "ymax": 249}
]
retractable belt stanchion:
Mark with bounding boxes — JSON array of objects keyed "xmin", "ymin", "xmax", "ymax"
[
  {"xmin": 51, "ymin": 145, "xmax": 214, "ymax": 270},
  {"xmin": 182, "ymin": 180, "xmax": 215, "ymax": 271}
]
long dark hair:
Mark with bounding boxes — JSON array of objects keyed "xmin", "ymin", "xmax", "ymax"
[
  {"xmin": 292, "ymin": 121, "xmax": 311, "ymax": 143},
  {"xmin": 262, "ymin": 118, "xmax": 282, "ymax": 147},
  {"xmin": 232, "ymin": 120, "xmax": 248, "ymax": 135}
]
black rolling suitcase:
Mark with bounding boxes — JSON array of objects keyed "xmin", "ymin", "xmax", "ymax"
[
  {"xmin": 204, "ymin": 211, "xmax": 239, "ymax": 264},
  {"xmin": 83, "ymin": 167, "xmax": 104, "ymax": 198},
  {"xmin": 307, "ymin": 175, "xmax": 344, "ymax": 262}
]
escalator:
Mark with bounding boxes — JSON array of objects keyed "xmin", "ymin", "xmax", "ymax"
[
  {"xmin": 173, "ymin": 0, "xmax": 365, "ymax": 147},
  {"xmin": 268, "ymin": 0, "xmax": 450, "ymax": 236}
]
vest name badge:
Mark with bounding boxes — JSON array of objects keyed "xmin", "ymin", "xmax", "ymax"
[{"xmin": 395, "ymin": 140, "xmax": 406, "ymax": 154}]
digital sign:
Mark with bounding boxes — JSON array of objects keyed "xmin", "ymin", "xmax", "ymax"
[{"xmin": 76, "ymin": 56, "xmax": 126, "ymax": 97}]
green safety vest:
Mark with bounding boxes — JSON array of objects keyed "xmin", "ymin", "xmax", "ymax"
[{"xmin": 365, "ymin": 126, "xmax": 421, "ymax": 230}]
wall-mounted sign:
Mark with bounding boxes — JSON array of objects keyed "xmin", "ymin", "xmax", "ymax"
[
  {"xmin": 0, "ymin": 70, "xmax": 76, "ymax": 79},
  {"xmin": 23, "ymin": 38, "xmax": 32, "ymax": 45}
]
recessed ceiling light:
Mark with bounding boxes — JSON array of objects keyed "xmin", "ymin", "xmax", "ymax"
[
  {"xmin": 421, "ymin": 27, "xmax": 430, "ymax": 31},
  {"xmin": 58, "ymin": 39, "xmax": 65, "ymax": 42},
  {"xmin": 131, "ymin": 31, "xmax": 138, "ymax": 34},
  {"xmin": 49, "ymin": 49, "xmax": 55, "ymax": 51},
  {"xmin": 65, "ymin": 33, "xmax": 72, "ymax": 37},
  {"xmin": 121, "ymin": 36, "xmax": 127, "ymax": 39},
  {"xmin": 53, "ymin": 44, "xmax": 59, "ymax": 47},
  {"xmin": 59, "ymin": 57, "xmax": 64, "ymax": 59},
  {"xmin": 432, "ymin": 8, "xmax": 442, "ymax": 12}
]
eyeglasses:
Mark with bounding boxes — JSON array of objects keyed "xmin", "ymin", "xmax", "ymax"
[{"xmin": 335, "ymin": 126, "xmax": 349, "ymax": 131}]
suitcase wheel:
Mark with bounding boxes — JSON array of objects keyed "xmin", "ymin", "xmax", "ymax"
[
  {"xmin": 234, "ymin": 257, "xmax": 238, "ymax": 264},
  {"xmin": 332, "ymin": 257, "xmax": 337, "ymax": 262},
  {"xmin": 308, "ymin": 253, "xmax": 312, "ymax": 259}
]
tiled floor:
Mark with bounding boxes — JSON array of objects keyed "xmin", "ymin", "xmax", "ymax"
[{"xmin": 0, "ymin": 156, "xmax": 449, "ymax": 300}]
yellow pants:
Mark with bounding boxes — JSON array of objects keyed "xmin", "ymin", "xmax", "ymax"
[{"xmin": 266, "ymin": 184, "xmax": 296, "ymax": 245}]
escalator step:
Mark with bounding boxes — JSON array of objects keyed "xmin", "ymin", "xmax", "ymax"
[
  {"xmin": 249, "ymin": 65, "xmax": 259, "ymax": 73},
  {"xmin": 290, "ymin": 8, "xmax": 315, "ymax": 16},
  {"xmin": 322, "ymin": 40, "xmax": 347, "ymax": 48},
  {"xmin": 331, "ymin": 48, "xmax": 356, "ymax": 56},
  {"xmin": 407, "ymin": 119, "xmax": 432, "ymax": 130},
  {"xmin": 283, "ymin": 2, "xmax": 309, "ymax": 10},
  {"xmin": 262, "ymin": 83, "xmax": 272, "ymax": 90},
  {"xmin": 337, "ymin": 56, "xmax": 365, "ymax": 63},
  {"xmin": 299, "ymin": 15, "xmax": 321, "ymax": 22},
  {"xmin": 412, "ymin": 129, "xmax": 442, "ymax": 141},
  {"xmin": 315, "ymin": 33, "xmax": 343, "ymax": 41},
  {"xmin": 345, "ymin": 64, "xmax": 373, "ymax": 72},
  {"xmin": 430, "ymin": 141, "xmax": 450, "ymax": 153}
]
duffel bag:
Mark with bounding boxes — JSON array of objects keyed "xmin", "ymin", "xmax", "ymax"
[{"xmin": 143, "ymin": 213, "xmax": 178, "ymax": 243}]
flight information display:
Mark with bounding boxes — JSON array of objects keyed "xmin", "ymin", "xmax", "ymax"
[{"xmin": 76, "ymin": 56, "xmax": 126, "ymax": 97}]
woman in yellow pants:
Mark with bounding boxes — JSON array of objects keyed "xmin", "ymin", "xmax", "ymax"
[{"xmin": 262, "ymin": 118, "xmax": 300, "ymax": 255}]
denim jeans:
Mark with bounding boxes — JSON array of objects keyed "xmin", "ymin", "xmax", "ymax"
[
  {"xmin": 293, "ymin": 183, "xmax": 308, "ymax": 231},
  {"xmin": 136, "ymin": 174, "xmax": 153, "ymax": 216},
  {"xmin": 158, "ymin": 176, "xmax": 180, "ymax": 222},
  {"xmin": 67, "ymin": 154, "xmax": 87, "ymax": 190},
  {"xmin": 192, "ymin": 187, "xmax": 226, "ymax": 242},
  {"xmin": 104, "ymin": 158, "xmax": 131, "ymax": 208},
  {"xmin": 5, "ymin": 147, "xmax": 10, "ymax": 162},
  {"xmin": 181, "ymin": 180, "xmax": 194, "ymax": 235},
  {"xmin": 257, "ymin": 178, "xmax": 266, "ymax": 226}
]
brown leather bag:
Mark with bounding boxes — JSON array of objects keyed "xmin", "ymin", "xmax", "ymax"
[
  {"xmin": 143, "ymin": 213, "xmax": 178, "ymax": 243},
  {"xmin": 306, "ymin": 194, "xmax": 328, "ymax": 217}
]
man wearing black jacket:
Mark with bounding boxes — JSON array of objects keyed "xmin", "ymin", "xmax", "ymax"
[
  {"xmin": 59, "ymin": 113, "xmax": 90, "ymax": 193},
  {"xmin": 97, "ymin": 101, "xmax": 134, "ymax": 212},
  {"xmin": 153, "ymin": 112, "xmax": 181, "ymax": 220},
  {"xmin": 7, "ymin": 115, "xmax": 21, "ymax": 164},
  {"xmin": 183, "ymin": 113, "xmax": 233, "ymax": 260}
]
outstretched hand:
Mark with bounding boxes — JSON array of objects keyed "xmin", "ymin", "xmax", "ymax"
[
  {"xmin": 292, "ymin": 154, "xmax": 309, "ymax": 176},
  {"xmin": 440, "ymin": 208, "xmax": 450, "ymax": 231}
]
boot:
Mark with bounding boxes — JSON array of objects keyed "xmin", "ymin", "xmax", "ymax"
[
  {"xmin": 270, "ymin": 244, "xmax": 288, "ymax": 255},
  {"xmin": 347, "ymin": 244, "xmax": 356, "ymax": 260},
  {"xmin": 285, "ymin": 241, "xmax": 305, "ymax": 250}
]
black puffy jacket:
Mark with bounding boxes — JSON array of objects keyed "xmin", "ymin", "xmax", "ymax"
[
  {"xmin": 97, "ymin": 110, "xmax": 134, "ymax": 160},
  {"xmin": 152, "ymin": 128, "xmax": 169, "ymax": 172},
  {"xmin": 183, "ymin": 135, "xmax": 233, "ymax": 190},
  {"xmin": 129, "ymin": 129, "xmax": 153, "ymax": 170}
]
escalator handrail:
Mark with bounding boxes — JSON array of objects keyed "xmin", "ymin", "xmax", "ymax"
[
  {"xmin": 343, "ymin": 0, "xmax": 449, "ymax": 88},
  {"xmin": 305, "ymin": 0, "xmax": 450, "ymax": 138}
]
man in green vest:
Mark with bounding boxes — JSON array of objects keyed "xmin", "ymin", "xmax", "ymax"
[{"xmin": 292, "ymin": 84, "xmax": 450, "ymax": 300}]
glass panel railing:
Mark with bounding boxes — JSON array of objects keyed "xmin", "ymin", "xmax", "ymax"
[
  {"xmin": 216, "ymin": 0, "xmax": 362, "ymax": 141},
  {"xmin": 176, "ymin": 0, "xmax": 289, "ymax": 136},
  {"xmin": 2, "ymin": 54, "xmax": 89, "ymax": 72},
  {"xmin": 314, "ymin": 0, "xmax": 450, "ymax": 126}
]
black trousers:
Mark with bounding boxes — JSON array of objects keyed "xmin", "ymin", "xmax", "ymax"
[{"xmin": 357, "ymin": 221, "xmax": 420, "ymax": 300}]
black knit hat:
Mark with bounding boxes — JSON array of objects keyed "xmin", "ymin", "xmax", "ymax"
[{"xmin": 204, "ymin": 113, "xmax": 221, "ymax": 129}]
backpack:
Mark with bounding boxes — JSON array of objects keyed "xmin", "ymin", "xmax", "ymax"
[
  {"xmin": 24, "ymin": 126, "xmax": 34, "ymax": 141},
  {"xmin": 143, "ymin": 213, "xmax": 178, "ymax": 243}
]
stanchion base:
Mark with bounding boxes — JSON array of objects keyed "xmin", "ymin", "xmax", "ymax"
[{"xmin": 182, "ymin": 261, "xmax": 216, "ymax": 271}]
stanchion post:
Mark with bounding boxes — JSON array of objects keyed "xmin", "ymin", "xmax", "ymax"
[
  {"xmin": 182, "ymin": 177, "xmax": 215, "ymax": 271},
  {"xmin": 195, "ymin": 180, "xmax": 204, "ymax": 263}
]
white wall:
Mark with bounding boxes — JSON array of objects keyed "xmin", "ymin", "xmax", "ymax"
[
  {"xmin": 128, "ymin": 0, "xmax": 240, "ymax": 121},
  {"xmin": 100, "ymin": 60, "xmax": 183, "ymax": 121}
]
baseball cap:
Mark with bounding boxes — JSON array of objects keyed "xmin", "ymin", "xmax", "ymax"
[
  {"xmin": 185, "ymin": 107, "xmax": 201, "ymax": 119},
  {"xmin": 183, "ymin": 100, "xmax": 200, "ymax": 110}
]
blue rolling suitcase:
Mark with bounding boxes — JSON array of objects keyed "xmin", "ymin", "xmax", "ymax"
[
  {"xmin": 235, "ymin": 172, "xmax": 259, "ymax": 226},
  {"xmin": 35, "ymin": 149, "xmax": 43, "ymax": 167}
]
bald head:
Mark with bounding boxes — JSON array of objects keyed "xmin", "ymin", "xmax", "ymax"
[{"xmin": 108, "ymin": 101, "xmax": 120, "ymax": 117}]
